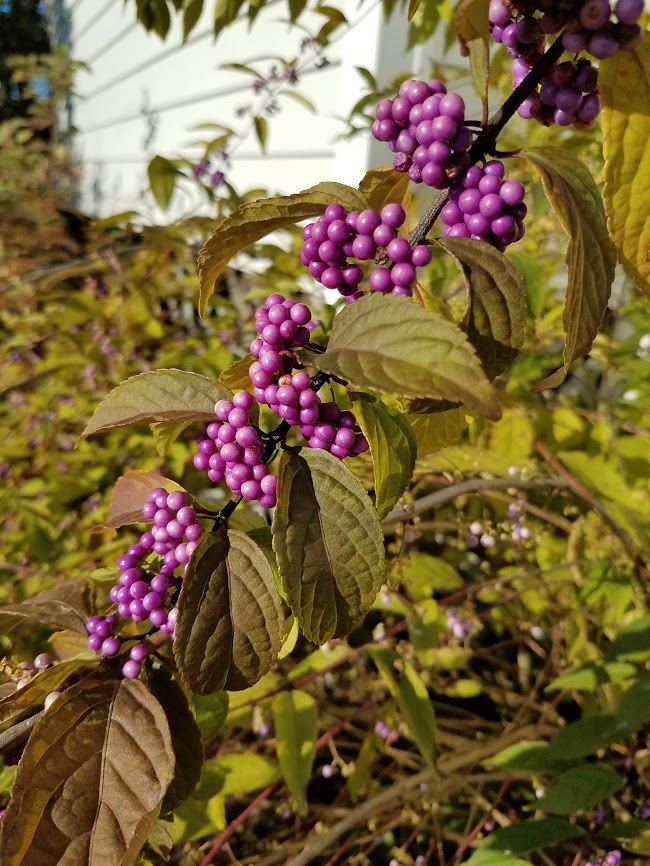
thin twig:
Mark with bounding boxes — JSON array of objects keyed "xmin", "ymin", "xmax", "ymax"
[
  {"xmin": 199, "ymin": 784, "xmax": 278, "ymax": 866},
  {"xmin": 382, "ymin": 476, "xmax": 570, "ymax": 528}
]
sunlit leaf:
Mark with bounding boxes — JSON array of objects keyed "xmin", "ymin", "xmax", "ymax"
[
  {"xmin": 148, "ymin": 155, "xmax": 178, "ymax": 210},
  {"xmin": 254, "ymin": 116, "xmax": 268, "ymax": 152},
  {"xmin": 521, "ymin": 148, "xmax": 617, "ymax": 390},
  {"xmin": 80, "ymin": 369, "xmax": 230, "ymax": 440},
  {"xmin": 198, "ymin": 183, "xmax": 368, "ymax": 317},
  {"xmin": 357, "ymin": 166, "xmax": 411, "ymax": 214},
  {"xmin": 406, "ymin": 407, "xmax": 468, "ymax": 458},
  {"xmin": 175, "ymin": 526, "xmax": 284, "ymax": 694},
  {"xmin": 536, "ymin": 764, "xmax": 623, "ymax": 815},
  {"xmin": 305, "ymin": 294, "xmax": 501, "ymax": 420},
  {"xmin": 600, "ymin": 32, "xmax": 650, "ymax": 298},
  {"xmin": 369, "ymin": 646, "xmax": 436, "ymax": 763},
  {"xmin": 438, "ymin": 237, "xmax": 526, "ymax": 380},
  {"xmin": 0, "ymin": 679, "xmax": 174, "ymax": 866},
  {"xmin": 350, "ymin": 392, "xmax": 417, "ymax": 519},
  {"xmin": 272, "ymin": 689, "xmax": 317, "ymax": 815},
  {"xmin": 272, "ymin": 448, "xmax": 385, "ymax": 644}
]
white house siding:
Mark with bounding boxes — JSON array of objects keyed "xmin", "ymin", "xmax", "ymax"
[{"xmin": 67, "ymin": 0, "xmax": 472, "ymax": 219}]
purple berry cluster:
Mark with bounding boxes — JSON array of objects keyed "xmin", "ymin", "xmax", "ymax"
[
  {"xmin": 586, "ymin": 851, "xmax": 621, "ymax": 866},
  {"xmin": 193, "ymin": 393, "xmax": 277, "ymax": 507},
  {"xmin": 508, "ymin": 499, "xmax": 532, "ymax": 541},
  {"xmin": 371, "ymin": 79, "xmax": 473, "ymax": 188},
  {"xmin": 446, "ymin": 607, "xmax": 472, "ymax": 640},
  {"xmin": 86, "ymin": 487, "xmax": 200, "ymax": 678},
  {"xmin": 563, "ymin": 0, "xmax": 643, "ymax": 57},
  {"xmin": 441, "ymin": 161, "xmax": 526, "ymax": 250},
  {"xmin": 300, "ymin": 203, "xmax": 431, "ymax": 299},
  {"xmin": 518, "ymin": 59, "xmax": 600, "ymax": 128},
  {"xmin": 248, "ymin": 294, "xmax": 369, "ymax": 458},
  {"xmin": 489, "ymin": 0, "xmax": 643, "ymax": 128},
  {"xmin": 300, "ymin": 400, "xmax": 368, "ymax": 458}
]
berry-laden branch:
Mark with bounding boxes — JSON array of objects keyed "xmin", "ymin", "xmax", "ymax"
[{"xmin": 408, "ymin": 34, "xmax": 566, "ymax": 248}]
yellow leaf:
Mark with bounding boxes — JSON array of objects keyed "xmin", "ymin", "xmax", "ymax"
[{"xmin": 600, "ymin": 32, "xmax": 650, "ymax": 298}]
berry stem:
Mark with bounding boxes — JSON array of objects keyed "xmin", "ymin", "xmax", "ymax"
[{"xmin": 408, "ymin": 33, "xmax": 566, "ymax": 247}]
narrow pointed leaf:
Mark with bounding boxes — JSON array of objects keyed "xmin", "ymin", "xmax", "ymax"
[
  {"xmin": 438, "ymin": 237, "xmax": 526, "ymax": 380},
  {"xmin": 272, "ymin": 690, "xmax": 317, "ymax": 815},
  {"xmin": 148, "ymin": 667, "xmax": 204, "ymax": 811},
  {"xmin": 254, "ymin": 116, "xmax": 268, "ymax": 152},
  {"xmin": 148, "ymin": 155, "xmax": 178, "ymax": 210},
  {"xmin": 80, "ymin": 370, "xmax": 231, "ymax": 439},
  {"xmin": 272, "ymin": 448, "xmax": 385, "ymax": 644},
  {"xmin": 175, "ymin": 526, "xmax": 284, "ymax": 694},
  {"xmin": 369, "ymin": 646, "xmax": 435, "ymax": 763},
  {"xmin": 198, "ymin": 182, "xmax": 368, "ymax": 317},
  {"xmin": 600, "ymin": 33, "xmax": 650, "ymax": 297},
  {"xmin": 182, "ymin": 0, "xmax": 204, "ymax": 39},
  {"xmin": 305, "ymin": 294, "xmax": 501, "ymax": 421},
  {"xmin": 350, "ymin": 392, "xmax": 417, "ymax": 519},
  {"xmin": 0, "ymin": 679, "xmax": 174, "ymax": 866},
  {"xmin": 520, "ymin": 148, "xmax": 617, "ymax": 390}
]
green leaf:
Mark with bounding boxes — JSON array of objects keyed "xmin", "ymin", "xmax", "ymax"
[
  {"xmin": 617, "ymin": 674, "xmax": 650, "ymax": 731},
  {"xmin": 600, "ymin": 32, "xmax": 650, "ymax": 298},
  {"xmin": 148, "ymin": 155, "xmax": 178, "ymax": 210},
  {"xmin": 606, "ymin": 615, "xmax": 650, "ymax": 663},
  {"xmin": 272, "ymin": 689, "xmax": 317, "ymax": 815},
  {"xmin": 406, "ymin": 407, "xmax": 468, "ymax": 458},
  {"xmin": 547, "ymin": 661, "xmax": 637, "ymax": 693},
  {"xmin": 80, "ymin": 369, "xmax": 231, "ymax": 439},
  {"xmin": 282, "ymin": 89, "xmax": 316, "ymax": 113},
  {"xmin": 407, "ymin": 0, "xmax": 422, "ymax": 21},
  {"xmin": 536, "ymin": 764, "xmax": 623, "ymax": 816},
  {"xmin": 304, "ymin": 294, "xmax": 501, "ymax": 421},
  {"xmin": 182, "ymin": 0, "xmax": 204, "ymax": 39},
  {"xmin": 150, "ymin": 420, "xmax": 190, "ymax": 456},
  {"xmin": 103, "ymin": 470, "xmax": 184, "ymax": 530},
  {"xmin": 0, "ymin": 679, "xmax": 174, "ymax": 866},
  {"xmin": 254, "ymin": 115, "xmax": 268, "ymax": 153},
  {"xmin": 400, "ymin": 552, "xmax": 462, "ymax": 601},
  {"xmin": 198, "ymin": 182, "xmax": 368, "ymax": 317},
  {"xmin": 218, "ymin": 354, "xmax": 255, "ymax": 393},
  {"xmin": 272, "ymin": 448, "xmax": 385, "ymax": 644},
  {"xmin": 597, "ymin": 820, "xmax": 650, "ymax": 839},
  {"xmin": 192, "ymin": 692, "xmax": 229, "ymax": 744},
  {"xmin": 214, "ymin": 752, "xmax": 280, "ymax": 795},
  {"xmin": 148, "ymin": 667, "xmax": 204, "ymax": 811},
  {"xmin": 175, "ymin": 526, "xmax": 284, "ymax": 694},
  {"xmin": 520, "ymin": 148, "xmax": 617, "ymax": 390},
  {"xmin": 546, "ymin": 715, "xmax": 630, "ymax": 761},
  {"xmin": 438, "ymin": 237, "xmax": 526, "ymax": 380},
  {"xmin": 357, "ymin": 166, "xmax": 411, "ymax": 214},
  {"xmin": 350, "ymin": 392, "xmax": 416, "ymax": 520},
  {"xmin": 454, "ymin": 0, "xmax": 491, "ymax": 105},
  {"xmin": 482, "ymin": 817, "xmax": 586, "ymax": 855},
  {"xmin": 369, "ymin": 646, "xmax": 436, "ymax": 763},
  {"xmin": 464, "ymin": 853, "xmax": 534, "ymax": 866},
  {"xmin": 151, "ymin": 0, "xmax": 172, "ymax": 37},
  {"xmin": 485, "ymin": 741, "xmax": 568, "ymax": 772}
]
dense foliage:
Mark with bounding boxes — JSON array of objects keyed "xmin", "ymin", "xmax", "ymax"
[{"xmin": 1, "ymin": 2, "xmax": 650, "ymax": 866}]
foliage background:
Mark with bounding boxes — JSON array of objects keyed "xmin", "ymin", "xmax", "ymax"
[{"xmin": 1, "ymin": 2, "xmax": 650, "ymax": 865}]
